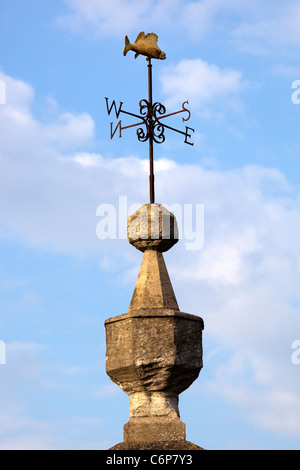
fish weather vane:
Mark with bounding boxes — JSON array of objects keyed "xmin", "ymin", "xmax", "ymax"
[{"xmin": 105, "ymin": 32, "xmax": 195, "ymax": 204}]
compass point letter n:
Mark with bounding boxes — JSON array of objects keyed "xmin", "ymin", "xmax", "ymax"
[{"xmin": 110, "ymin": 120, "xmax": 122, "ymax": 139}]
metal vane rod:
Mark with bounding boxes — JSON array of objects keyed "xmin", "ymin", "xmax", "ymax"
[{"xmin": 147, "ymin": 57, "xmax": 155, "ymax": 204}]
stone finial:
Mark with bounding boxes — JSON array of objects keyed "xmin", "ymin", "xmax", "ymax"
[
  {"xmin": 105, "ymin": 202, "xmax": 204, "ymax": 450},
  {"xmin": 127, "ymin": 203, "xmax": 178, "ymax": 252}
]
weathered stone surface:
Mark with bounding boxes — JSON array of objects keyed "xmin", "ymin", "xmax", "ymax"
[
  {"xmin": 129, "ymin": 391, "xmax": 179, "ymax": 418},
  {"xmin": 105, "ymin": 311, "xmax": 204, "ymax": 395},
  {"xmin": 105, "ymin": 310, "xmax": 204, "ymax": 443},
  {"xmin": 110, "ymin": 440, "xmax": 204, "ymax": 450},
  {"xmin": 127, "ymin": 203, "xmax": 178, "ymax": 252},
  {"xmin": 128, "ymin": 250, "xmax": 179, "ymax": 311},
  {"xmin": 124, "ymin": 416, "xmax": 185, "ymax": 442}
]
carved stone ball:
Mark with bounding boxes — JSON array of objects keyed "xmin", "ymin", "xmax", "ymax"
[{"xmin": 127, "ymin": 203, "xmax": 179, "ymax": 252}]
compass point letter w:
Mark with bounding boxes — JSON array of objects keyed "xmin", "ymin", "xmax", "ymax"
[{"xmin": 105, "ymin": 97, "xmax": 123, "ymax": 119}]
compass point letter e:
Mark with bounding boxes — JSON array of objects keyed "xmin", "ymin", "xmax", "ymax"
[{"xmin": 184, "ymin": 126, "xmax": 194, "ymax": 146}]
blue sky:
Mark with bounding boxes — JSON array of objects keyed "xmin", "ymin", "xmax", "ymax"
[{"xmin": 1, "ymin": 0, "xmax": 300, "ymax": 450}]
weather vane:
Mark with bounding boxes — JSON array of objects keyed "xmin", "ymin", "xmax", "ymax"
[{"xmin": 105, "ymin": 32, "xmax": 194, "ymax": 204}]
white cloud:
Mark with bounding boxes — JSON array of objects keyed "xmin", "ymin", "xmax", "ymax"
[
  {"xmin": 232, "ymin": 2, "xmax": 300, "ymax": 50},
  {"xmin": 0, "ymin": 72, "xmax": 34, "ymax": 109},
  {"xmin": 0, "ymin": 403, "xmax": 107, "ymax": 450},
  {"xmin": 58, "ymin": 0, "xmax": 155, "ymax": 37},
  {"xmin": 57, "ymin": 0, "xmax": 300, "ymax": 65},
  {"xmin": 182, "ymin": 0, "xmax": 242, "ymax": 39},
  {"xmin": 0, "ymin": 341, "xmax": 109, "ymax": 449},
  {"xmin": 160, "ymin": 59, "xmax": 247, "ymax": 114},
  {"xmin": 0, "ymin": 406, "xmax": 56, "ymax": 450},
  {"xmin": 42, "ymin": 112, "xmax": 94, "ymax": 148},
  {"xmin": 57, "ymin": 0, "xmax": 240, "ymax": 39},
  {"xmin": 183, "ymin": 0, "xmax": 300, "ymax": 53},
  {"xmin": 206, "ymin": 350, "xmax": 300, "ymax": 438},
  {"xmin": 0, "ymin": 71, "xmax": 102, "ymax": 256}
]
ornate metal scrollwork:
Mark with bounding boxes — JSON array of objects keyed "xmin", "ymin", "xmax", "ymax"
[
  {"xmin": 136, "ymin": 125, "xmax": 149, "ymax": 142},
  {"xmin": 136, "ymin": 99, "xmax": 166, "ymax": 143},
  {"xmin": 151, "ymin": 121, "xmax": 165, "ymax": 144},
  {"xmin": 152, "ymin": 102, "xmax": 166, "ymax": 118},
  {"xmin": 139, "ymin": 99, "xmax": 151, "ymax": 119}
]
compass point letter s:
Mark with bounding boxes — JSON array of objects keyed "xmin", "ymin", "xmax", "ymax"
[{"xmin": 182, "ymin": 101, "xmax": 191, "ymax": 122}]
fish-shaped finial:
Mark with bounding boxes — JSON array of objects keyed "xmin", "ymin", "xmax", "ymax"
[{"xmin": 123, "ymin": 32, "xmax": 166, "ymax": 60}]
